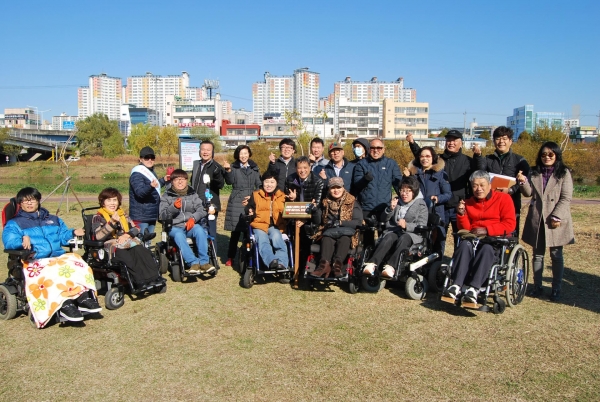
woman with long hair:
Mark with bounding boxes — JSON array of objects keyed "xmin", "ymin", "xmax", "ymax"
[{"xmin": 517, "ymin": 142, "xmax": 574, "ymax": 302}]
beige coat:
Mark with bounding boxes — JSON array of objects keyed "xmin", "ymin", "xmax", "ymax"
[{"xmin": 521, "ymin": 169, "xmax": 574, "ymax": 248}]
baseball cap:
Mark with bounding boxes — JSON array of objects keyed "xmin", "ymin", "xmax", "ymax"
[{"xmin": 445, "ymin": 130, "xmax": 462, "ymax": 139}]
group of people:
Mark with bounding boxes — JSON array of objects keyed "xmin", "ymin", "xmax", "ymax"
[{"xmin": 2, "ymin": 128, "xmax": 575, "ymax": 327}]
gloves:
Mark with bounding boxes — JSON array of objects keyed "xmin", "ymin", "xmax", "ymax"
[
  {"xmin": 326, "ymin": 219, "xmax": 340, "ymax": 229},
  {"xmin": 364, "ymin": 171, "xmax": 374, "ymax": 182},
  {"xmin": 174, "ymin": 198, "xmax": 182, "ymax": 209},
  {"xmin": 185, "ymin": 218, "xmax": 195, "ymax": 231}
]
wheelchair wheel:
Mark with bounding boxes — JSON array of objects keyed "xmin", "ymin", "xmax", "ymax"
[
  {"xmin": 348, "ymin": 280, "xmax": 359, "ymax": 294},
  {"xmin": 105, "ymin": 287, "xmax": 125, "ymax": 310},
  {"xmin": 493, "ymin": 298, "xmax": 506, "ymax": 314},
  {"xmin": 427, "ymin": 261, "xmax": 446, "ymax": 293},
  {"xmin": 171, "ymin": 263, "xmax": 182, "ymax": 283},
  {"xmin": 158, "ymin": 253, "xmax": 169, "ymax": 275},
  {"xmin": 405, "ymin": 275, "xmax": 428, "ymax": 300},
  {"xmin": 361, "ymin": 275, "xmax": 385, "ymax": 293},
  {"xmin": 505, "ymin": 244, "xmax": 529, "ymax": 307},
  {"xmin": 0, "ymin": 285, "xmax": 17, "ymax": 320},
  {"xmin": 242, "ymin": 269, "xmax": 254, "ymax": 289}
]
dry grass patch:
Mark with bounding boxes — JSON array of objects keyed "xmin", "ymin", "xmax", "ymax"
[{"xmin": 0, "ymin": 203, "xmax": 599, "ymax": 400}]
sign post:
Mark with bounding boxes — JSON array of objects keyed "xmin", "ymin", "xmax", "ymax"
[{"xmin": 282, "ymin": 202, "xmax": 312, "ymax": 288}]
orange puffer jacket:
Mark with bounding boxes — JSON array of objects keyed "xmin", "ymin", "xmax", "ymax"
[{"xmin": 249, "ymin": 188, "xmax": 287, "ymax": 233}]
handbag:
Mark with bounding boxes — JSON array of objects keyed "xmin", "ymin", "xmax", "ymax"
[{"xmin": 322, "ymin": 226, "xmax": 355, "ymax": 239}]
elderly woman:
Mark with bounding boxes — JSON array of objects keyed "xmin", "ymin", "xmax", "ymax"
[
  {"xmin": 310, "ymin": 177, "xmax": 363, "ymax": 278},
  {"xmin": 222, "ymin": 145, "xmax": 262, "ymax": 267},
  {"xmin": 2, "ymin": 187, "xmax": 101, "ymax": 327},
  {"xmin": 517, "ymin": 142, "xmax": 574, "ymax": 301},
  {"xmin": 363, "ymin": 176, "xmax": 428, "ymax": 279},
  {"xmin": 92, "ymin": 187, "xmax": 164, "ymax": 288},
  {"xmin": 444, "ymin": 170, "xmax": 516, "ymax": 303}
]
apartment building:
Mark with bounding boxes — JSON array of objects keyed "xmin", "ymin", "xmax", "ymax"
[
  {"xmin": 382, "ymin": 100, "xmax": 429, "ymax": 139},
  {"xmin": 78, "ymin": 73, "xmax": 122, "ymax": 120}
]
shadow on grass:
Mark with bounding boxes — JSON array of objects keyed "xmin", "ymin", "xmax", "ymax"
[
  {"xmin": 384, "ymin": 283, "xmax": 478, "ymax": 317},
  {"xmin": 540, "ymin": 266, "xmax": 600, "ymax": 314}
]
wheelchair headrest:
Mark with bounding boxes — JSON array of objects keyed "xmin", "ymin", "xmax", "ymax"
[{"xmin": 2, "ymin": 198, "xmax": 18, "ymax": 228}]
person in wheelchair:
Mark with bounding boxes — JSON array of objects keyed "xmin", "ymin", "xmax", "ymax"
[
  {"xmin": 244, "ymin": 170, "xmax": 289, "ymax": 270},
  {"xmin": 363, "ymin": 176, "xmax": 428, "ymax": 279},
  {"xmin": 309, "ymin": 177, "xmax": 363, "ymax": 278},
  {"xmin": 92, "ymin": 187, "xmax": 164, "ymax": 288},
  {"xmin": 2, "ymin": 187, "xmax": 101, "ymax": 327},
  {"xmin": 159, "ymin": 169, "xmax": 215, "ymax": 274},
  {"xmin": 444, "ymin": 170, "xmax": 516, "ymax": 304}
]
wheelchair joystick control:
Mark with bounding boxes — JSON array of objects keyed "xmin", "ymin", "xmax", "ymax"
[{"xmin": 205, "ymin": 189, "xmax": 216, "ymax": 221}]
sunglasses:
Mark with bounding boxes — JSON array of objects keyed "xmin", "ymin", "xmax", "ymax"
[
  {"xmin": 371, "ymin": 147, "xmax": 384, "ymax": 151},
  {"xmin": 541, "ymin": 152, "xmax": 555, "ymax": 158},
  {"xmin": 143, "ymin": 155, "xmax": 156, "ymax": 161}
]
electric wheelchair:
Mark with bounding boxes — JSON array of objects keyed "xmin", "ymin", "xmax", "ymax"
[
  {"xmin": 81, "ymin": 207, "xmax": 166, "ymax": 310},
  {"xmin": 155, "ymin": 217, "xmax": 219, "ymax": 283},
  {"xmin": 1, "ymin": 198, "xmax": 97, "ymax": 327},
  {"xmin": 238, "ymin": 224, "xmax": 294, "ymax": 288},
  {"xmin": 439, "ymin": 234, "xmax": 529, "ymax": 314},
  {"xmin": 356, "ymin": 207, "xmax": 444, "ymax": 299}
]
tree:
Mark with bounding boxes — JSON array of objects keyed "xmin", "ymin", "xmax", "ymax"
[
  {"xmin": 128, "ymin": 123, "xmax": 153, "ymax": 156},
  {"xmin": 157, "ymin": 126, "xmax": 180, "ymax": 157},
  {"xmin": 284, "ymin": 109, "xmax": 306, "ymax": 155},
  {"xmin": 518, "ymin": 130, "xmax": 531, "ymax": 142},
  {"xmin": 439, "ymin": 127, "xmax": 450, "ymax": 137},
  {"xmin": 480, "ymin": 130, "xmax": 491, "ymax": 140},
  {"xmin": 0, "ymin": 127, "xmax": 22, "ymax": 162},
  {"xmin": 76, "ymin": 113, "xmax": 121, "ymax": 155},
  {"xmin": 190, "ymin": 126, "xmax": 222, "ymax": 152},
  {"xmin": 532, "ymin": 123, "xmax": 565, "ymax": 145},
  {"xmin": 102, "ymin": 133, "xmax": 126, "ymax": 158}
]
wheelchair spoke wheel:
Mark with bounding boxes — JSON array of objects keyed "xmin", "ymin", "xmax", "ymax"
[
  {"xmin": 0, "ymin": 285, "xmax": 17, "ymax": 320},
  {"xmin": 104, "ymin": 287, "xmax": 125, "ymax": 310},
  {"xmin": 505, "ymin": 245, "xmax": 529, "ymax": 307},
  {"xmin": 242, "ymin": 268, "xmax": 255, "ymax": 289},
  {"xmin": 427, "ymin": 261, "xmax": 446, "ymax": 293},
  {"xmin": 405, "ymin": 275, "xmax": 428, "ymax": 300}
]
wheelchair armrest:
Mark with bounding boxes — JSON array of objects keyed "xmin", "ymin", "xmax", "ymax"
[
  {"xmin": 84, "ymin": 240, "xmax": 105, "ymax": 248},
  {"xmin": 4, "ymin": 249, "xmax": 34, "ymax": 259},
  {"xmin": 141, "ymin": 232, "xmax": 157, "ymax": 242},
  {"xmin": 414, "ymin": 225, "xmax": 429, "ymax": 234}
]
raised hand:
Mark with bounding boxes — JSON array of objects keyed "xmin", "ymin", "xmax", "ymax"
[
  {"xmin": 287, "ymin": 188, "xmax": 297, "ymax": 201},
  {"xmin": 223, "ymin": 160, "xmax": 231, "ymax": 171},
  {"xmin": 241, "ymin": 195, "xmax": 250, "ymax": 206},
  {"xmin": 457, "ymin": 199, "xmax": 466, "ymax": 216},
  {"xmin": 269, "ymin": 152, "xmax": 276, "ymax": 163},
  {"xmin": 390, "ymin": 197, "xmax": 398, "ymax": 210},
  {"xmin": 472, "ymin": 143, "xmax": 481, "ymax": 156},
  {"xmin": 174, "ymin": 198, "xmax": 182, "ymax": 209},
  {"xmin": 406, "ymin": 133, "xmax": 414, "ymax": 144},
  {"xmin": 319, "ymin": 169, "xmax": 327, "ymax": 180},
  {"xmin": 403, "ymin": 166, "xmax": 410, "ymax": 177},
  {"xmin": 516, "ymin": 170, "xmax": 527, "ymax": 185},
  {"xmin": 308, "ymin": 153, "xmax": 316, "ymax": 163},
  {"xmin": 150, "ymin": 179, "xmax": 159, "ymax": 188}
]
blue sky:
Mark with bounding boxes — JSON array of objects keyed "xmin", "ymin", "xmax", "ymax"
[{"xmin": 1, "ymin": 0, "xmax": 598, "ymax": 127}]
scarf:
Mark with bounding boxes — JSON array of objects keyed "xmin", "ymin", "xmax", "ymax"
[
  {"xmin": 97, "ymin": 207, "xmax": 129, "ymax": 233},
  {"xmin": 327, "ymin": 191, "xmax": 347, "ymax": 216},
  {"xmin": 540, "ymin": 166, "xmax": 554, "ymax": 191},
  {"xmin": 394, "ymin": 195, "xmax": 420, "ymax": 222},
  {"xmin": 131, "ymin": 164, "xmax": 161, "ymax": 195},
  {"xmin": 172, "ymin": 185, "xmax": 189, "ymax": 197}
]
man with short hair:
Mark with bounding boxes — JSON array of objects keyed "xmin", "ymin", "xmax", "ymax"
[
  {"xmin": 320, "ymin": 142, "xmax": 355, "ymax": 194},
  {"xmin": 407, "ymin": 130, "xmax": 476, "ymax": 246},
  {"xmin": 309, "ymin": 137, "xmax": 329, "ymax": 175},
  {"xmin": 473, "ymin": 126, "xmax": 530, "ymax": 236},
  {"xmin": 191, "ymin": 140, "xmax": 225, "ymax": 250},
  {"xmin": 266, "ymin": 138, "xmax": 297, "ymax": 191}
]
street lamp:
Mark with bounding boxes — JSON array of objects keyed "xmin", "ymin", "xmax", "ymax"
[{"xmin": 39, "ymin": 109, "xmax": 51, "ymax": 130}]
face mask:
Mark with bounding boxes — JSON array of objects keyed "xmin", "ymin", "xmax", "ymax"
[{"xmin": 354, "ymin": 147, "xmax": 364, "ymax": 157}]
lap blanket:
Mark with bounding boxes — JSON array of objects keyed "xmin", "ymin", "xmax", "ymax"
[{"xmin": 23, "ymin": 253, "xmax": 96, "ymax": 328}]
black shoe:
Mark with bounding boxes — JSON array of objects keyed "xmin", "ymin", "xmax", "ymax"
[
  {"xmin": 549, "ymin": 289, "xmax": 561, "ymax": 302},
  {"xmin": 277, "ymin": 263, "xmax": 287, "ymax": 271},
  {"xmin": 529, "ymin": 286, "xmax": 544, "ymax": 298},
  {"xmin": 78, "ymin": 297, "xmax": 102, "ymax": 313},
  {"xmin": 269, "ymin": 260, "xmax": 279, "ymax": 270},
  {"xmin": 60, "ymin": 300, "xmax": 84, "ymax": 322}
]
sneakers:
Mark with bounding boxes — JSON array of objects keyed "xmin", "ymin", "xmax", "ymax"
[
  {"xmin": 462, "ymin": 287, "xmax": 478, "ymax": 304},
  {"xmin": 363, "ymin": 263, "xmax": 376, "ymax": 275},
  {"xmin": 78, "ymin": 297, "xmax": 102, "ymax": 313},
  {"xmin": 59, "ymin": 300, "xmax": 84, "ymax": 322},
  {"xmin": 200, "ymin": 263, "xmax": 216, "ymax": 274},
  {"xmin": 444, "ymin": 284, "xmax": 461, "ymax": 300},
  {"xmin": 225, "ymin": 258, "xmax": 233, "ymax": 267},
  {"xmin": 381, "ymin": 265, "xmax": 395, "ymax": 279},
  {"xmin": 188, "ymin": 264, "xmax": 201, "ymax": 274}
]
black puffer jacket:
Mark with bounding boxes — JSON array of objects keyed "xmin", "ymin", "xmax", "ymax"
[
  {"xmin": 285, "ymin": 171, "xmax": 325, "ymax": 205},
  {"xmin": 266, "ymin": 157, "xmax": 296, "ymax": 191},
  {"xmin": 223, "ymin": 160, "xmax": 262, "ymax": 231},
  {"xmin": 191, "ymin": 159, "xmax": 225, "ymax": 211},
  {"xmin": 409, "ymin": 142, "xmax": 475, "ymax": 209},
  {"xmin": 474, "ymin": 150, "xmax": 530, "ymax": 210}
]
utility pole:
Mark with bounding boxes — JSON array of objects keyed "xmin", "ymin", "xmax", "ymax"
[{"xmin": 463, "ymin": 111, "xmax": 467, "ymax": 139}]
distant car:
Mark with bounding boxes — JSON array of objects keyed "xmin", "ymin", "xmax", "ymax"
[{"xmin": 66, "ymin": 156, "xmax": 80, "ymax": 162}]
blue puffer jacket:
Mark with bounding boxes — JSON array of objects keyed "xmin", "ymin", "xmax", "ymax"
[
  {"xmin": 322, "ymin": 158, "xmax": 355, "ymax": 195},
  {"xmin": 129, "ymin": 165, "xmax": 166, "ymax": 222},
  {"xmin": 353, "ymin": 156, "xmax": 402, "ymax": 214},
  {"xmin": 407, "ymin": 159, "xmax": 452, "ymax": 224},
  {"xmin": 2, "ymin": 207, "xmax": 75, "ymax": 259}
]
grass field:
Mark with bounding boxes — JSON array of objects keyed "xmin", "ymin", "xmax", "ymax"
[{"xmin": 1, "ymin": 200, "xmax": 599, "ymax": 401}]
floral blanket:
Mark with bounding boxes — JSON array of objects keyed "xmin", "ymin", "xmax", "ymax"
[{"xmin": 23, "ymin": 253, "xmax": 96, "ymax": 328}]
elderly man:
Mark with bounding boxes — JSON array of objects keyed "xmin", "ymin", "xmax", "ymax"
[
  {"xmin": 407, "ymin": 130, "xmax": 475, "ymax": 247},
  {"xmin": 319, "ymin": 142, "xmax": 355, "ymax": 194},
  {"xmin": 444, "ymin": 170, "xmax": 516, "ymax": 304},
  {"xmin": 474, "ymin": 126, "xmax": 530, "ymax": 236}
]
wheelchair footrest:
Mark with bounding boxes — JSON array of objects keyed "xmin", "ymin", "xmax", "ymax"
[
  {"xmin": 461, "ymin": 301, "xmax": 480, "ymax": 310},
  {"xmin": 441, "ymin": 296, "xmax": 458, "ymax": 304}
]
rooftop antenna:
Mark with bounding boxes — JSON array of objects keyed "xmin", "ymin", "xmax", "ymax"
[{"xmin": 204, "ymin": 79, "xmax": 220, "ymax": 100}]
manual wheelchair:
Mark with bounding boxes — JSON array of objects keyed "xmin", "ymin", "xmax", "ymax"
[
  {"xmin": 81, "ymin": 207, "xmax": 166, "ymax": 310},
  {"xmin": 439, "ymin": 235, "xmax": 529, "ymax": 314},
  {"xmin": 155, "ymin": 217, "xmax": 219, "ymax": 283},
  {"xmin": 238, "ymin": 224, "xmax": 294, "ymax": 288}
]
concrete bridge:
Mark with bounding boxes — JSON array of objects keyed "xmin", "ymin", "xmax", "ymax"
[{"xmin": 2, "ymin": 129, "xmax": 76, "ymax": 161}]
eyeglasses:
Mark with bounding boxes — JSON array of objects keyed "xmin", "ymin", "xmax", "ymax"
[
  {"xmin": 172, "ymin": 177, "xmax": 187, "ymax": 182},
  {"xmin": 494, "ymin": 136, "xmax": 511, "ymax": 142},
  {"xmin": 541, "ymin": 152, "xmax": 555, "ymax": 158},
  {"xmin": 370, "ymin": 147, "xmax": 384, "ymax": 151},
  {"xmin": 20, "ymin": 199, "xmax": 38, "ymax": 204},
  {"xmin": 399, "ymin": 189, "xmax": 413, "ymax": 194},
  {"xmin": 143, "ymin": 155, "xmax": 156, "ymax": 161},
  {"xmin": 280, "ymin": 146, "xmax": 294, "ymax": 150}
]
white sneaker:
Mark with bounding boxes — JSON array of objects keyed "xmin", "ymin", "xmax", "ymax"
[
  {"xmin": 381, "ymin": 265, "xmax": 395, "ymax": 278},
  {"xmin": 462, "ymin": 287, "xmax": 478, "ymax": 304},
  {"xmin": 445, "ymin": 284, "xmax": 461, "ymax": 300},
  {"xmin": 363, "ymin": 263, "xmax": 376, "ymax": 275}
]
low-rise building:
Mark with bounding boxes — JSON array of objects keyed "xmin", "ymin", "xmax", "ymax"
[
  {"xmin": 570, "ymin": 126, "xmax": 598, "ymax": 143},
  {"xmin": 382, "ymin": 100, "xmax": 429, "ymax": 140},
  {"xmin": 164, "ymin": 94, "xmax": 222, "ymax": 136}
]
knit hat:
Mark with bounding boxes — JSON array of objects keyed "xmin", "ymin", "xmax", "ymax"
[{"xmin": 328, "ymin": 177, "xmax": 344, "ymax": 188}]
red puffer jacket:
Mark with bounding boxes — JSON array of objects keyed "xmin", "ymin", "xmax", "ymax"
[{"xmin": 457, "ymin": 191, "xmax": 516, "ymax": 236}]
